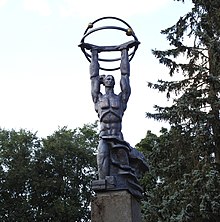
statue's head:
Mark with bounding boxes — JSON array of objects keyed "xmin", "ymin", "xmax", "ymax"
[{"xmin": 103, "ymin": 75, "xmax": 115, "ymax": 87}]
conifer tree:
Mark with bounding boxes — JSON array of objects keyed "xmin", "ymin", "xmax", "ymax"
[{"xmin": 140, "ymin": 0, "xmax": 220, "ymax": 221}]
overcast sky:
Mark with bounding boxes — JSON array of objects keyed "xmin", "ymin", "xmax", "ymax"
[{"xmin": 0, "ymin": 0, "xmax": 192, "ymax": 146}]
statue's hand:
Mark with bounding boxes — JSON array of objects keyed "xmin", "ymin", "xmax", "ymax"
[
  {"xmin": 78, "ymin": 42, "xmax": 101, "ymax": 52},
  {"xmin": 119, "ymin": 40, "xmax": 140, "ymax": 50},
  {"xmin": 78, "ymin": 42, "xmax": 91, "ymax": 50}
]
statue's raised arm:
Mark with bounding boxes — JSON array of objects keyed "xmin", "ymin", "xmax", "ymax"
[
  {"xmin": 119, "ymin": 41, "xmax": 140, "ymax": 109},
  {"xmin": 90, "ymin": 49, "xmax": 101, "ymax": 103}
]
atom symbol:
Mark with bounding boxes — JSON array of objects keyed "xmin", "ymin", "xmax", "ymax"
[{"xmin": 78, "ymin": 16, "xmax": 140, "ymax": 71}]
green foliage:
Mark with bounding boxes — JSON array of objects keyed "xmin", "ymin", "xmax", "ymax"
[
  {"xmin": 0, "ymin": 123, "xmax": 98, "ymax": 222},
  {"xmin": 138, "ymin": 128, "xmax": 220, "ymax": 222},
  {"xmin": 0, "ymin": 129, "xmax": 41, "ymax": 221},
  {"xmin": 30, "ymin": 124, "xmax": 98, "ymax": 222},
  {"xmin": 147, "ymin": 0, "xmax": 220, "ymax": 163},
  {"xmin": 142, "ymin": 0, "xmax": 220, "ymax": 221}
]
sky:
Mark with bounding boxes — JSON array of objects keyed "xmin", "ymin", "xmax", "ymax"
[{"xmin": 0, "ymin": 0, "xmax": 192, "ymax": 146}]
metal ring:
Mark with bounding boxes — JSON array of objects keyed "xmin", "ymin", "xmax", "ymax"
[
  {"xmin": 83, "ymin": 16, "xmax": 133, "ymax": 35},
  {"xmin": 79, "ymin": 17, "xmax": 139, "ymax": 71}
]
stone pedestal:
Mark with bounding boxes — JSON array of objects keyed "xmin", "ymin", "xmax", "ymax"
[{"xmin": 91, "ymin": 190, "xmax": 142, "ymax": 222}]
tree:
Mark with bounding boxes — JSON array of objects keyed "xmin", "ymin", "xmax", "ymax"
[
  {"xmin": 0, "ymin": 123, "xmax": 99, "ymax": 222},
  {"xmin": 141, "ymin": 0, "xmax": 220, "ymax": 221},
  {"xmin": 30, "ymin": 123, "xmax": 98, "ymax": 222},
  {"xmin": 138, "ymin": 127, "xmax": 220, "ymax": 222},
  {"xmin": 148, "ymin": 0, "xmax": 220, "ymax": 164},
  {"xmin": 0, "ymin": 129, "xmax": 41, "ymax": 221}
]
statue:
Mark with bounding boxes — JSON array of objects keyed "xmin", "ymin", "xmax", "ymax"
[{"xmin": 79, "ymin": 17, "xmax": 148, "ymax": 199}]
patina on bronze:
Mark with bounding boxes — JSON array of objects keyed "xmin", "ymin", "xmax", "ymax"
[{"xmin": 79, "ymin": 17, "xmax": 148, "ymax": 199}]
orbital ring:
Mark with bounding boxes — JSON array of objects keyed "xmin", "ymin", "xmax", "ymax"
[{"xmin": 79, "ymin": 17, "xmax": 139, "ymax": 71}]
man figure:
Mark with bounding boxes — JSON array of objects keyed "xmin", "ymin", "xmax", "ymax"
[
  {"xmin": 88, "ymin": 41, "xmax": 138, "ymax": 179},
  {"xmin": 80, "ymin": 40, "xmax": 148, "ymax": 198}
]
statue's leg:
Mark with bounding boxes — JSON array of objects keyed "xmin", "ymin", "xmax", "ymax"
[{"xmin": 97, "ymin": 139, "xmax": 109, "ymax": 179}]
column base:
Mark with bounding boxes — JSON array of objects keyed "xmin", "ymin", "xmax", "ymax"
[{"xmin": 91, "ymin": 190, "xmax": 142, "ymax": 222}]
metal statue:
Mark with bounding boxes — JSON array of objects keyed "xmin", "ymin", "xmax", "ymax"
[{"xmin": 79, "ymin": 17, "xmax": 148, "ymax": 199}]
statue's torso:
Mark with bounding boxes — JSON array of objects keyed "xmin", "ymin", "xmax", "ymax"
[
  {"xmin": 95, "ymin": 93, "xmax": 124, "ymax": 139},
  {"xmin": 96, "ymin": 93, "xmax": 123, "ymax": 122}
]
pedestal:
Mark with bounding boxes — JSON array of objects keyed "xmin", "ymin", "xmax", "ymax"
[{"xmin": 91, "ymin": 190, "xmax": 142, "ymax": 222}]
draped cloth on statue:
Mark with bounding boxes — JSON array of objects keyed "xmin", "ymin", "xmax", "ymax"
[{"xmin": 93, "ymin": 136, "xmax": 149, "ymax": 199}]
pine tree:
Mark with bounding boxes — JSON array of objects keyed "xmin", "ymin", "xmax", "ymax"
[{"xmin": 141, "ymin": 0, "xmax": 220, "ymax": 221}]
